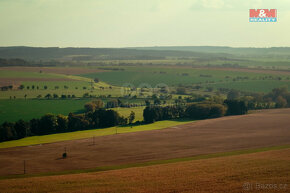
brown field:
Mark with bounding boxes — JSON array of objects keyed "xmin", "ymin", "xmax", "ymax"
[
  {"xmin": 0, "ymin": 148, "xmax": 289, "ymax": 193},
  {"xmin": 0, "ymin": 67, "xmax": 103, "ymax": 75},
  {"xmin": 0, "ymin": 79, "xmax": 21, "ymax": 88},
  {"xmin": 0, "ymin": 108, "xmax": 289, "ymax": 176}
]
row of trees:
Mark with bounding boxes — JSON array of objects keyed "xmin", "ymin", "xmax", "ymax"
[
  {"xmin": 143, "ymin": 100, "xmax": 247, "ymax": 123},
  {"xmin": 0, "ymin": 109, "xmax": 128, "ymax": 142},
  {"xmin": 17, "ymin": 85, "xmax": 90, "ymax": 90},
  {"xmin": 226, "ymin": 87, "xmax": 290, "ymax": 110}
]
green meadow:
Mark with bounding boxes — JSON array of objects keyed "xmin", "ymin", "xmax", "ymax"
[
  {"xmin": 0, "ymin": 99, "xmax": 145, "ymax": 124},
  {"xmin": 81, "ymin": 66, "xmax": 290, "ymax": 91},
  {"xmin": 0, "ymin": 119, "xmax": 193, "ymax": 148},
  {"xmin": 0, "ymin": 99, "xmax": 90, "ymax": 123},
  {"xmin": 0, "ymin": 70, "xmax": 65, "ymax": 79},
  {"xmin": 210, "ymin": 80, "xmax": 290, "ymax": 93}
]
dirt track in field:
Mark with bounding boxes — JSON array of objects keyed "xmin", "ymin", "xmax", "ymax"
[
  {"xmin": 0, "ymin": 108, "xmax": 290, "ymax": 176},
  {"xmin": 0, "ymin": 67, "xmax": 103, "ymax": 75}
]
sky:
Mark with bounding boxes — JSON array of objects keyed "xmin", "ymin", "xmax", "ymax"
[{"xmin": 0, "ymin": 0, "xmax": 289, "ymax": 48}]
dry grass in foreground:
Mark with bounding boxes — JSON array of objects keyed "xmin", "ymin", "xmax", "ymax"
[{"xmin": 0, "ymin": 148, "xmax": 289, "ymax": 193}]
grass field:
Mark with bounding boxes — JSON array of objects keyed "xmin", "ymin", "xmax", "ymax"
[
  {"xmin": 0, "ymin": 119, "xmax": 193, "ymax": 148},
  {"xmin": 111, "ymin": 106, "xmax": 145, "ymax": 122},
  {"xmin": 210, "ymin": 80, "xmax": 290, "ymax": 93},
  {"xmin": 0, "ymin": 70, "xmax": 67, "ymax": 79},
  {"xmin": 0, "ymin": 87, "xmax": 123, "ymax": 99},
  {"xmin": 0, "ymin": 99, "xmax": 145, "ymax": 124},
  {"xmin": 0, "ymin": 147, "xmax": 288, "ymax": 192},
  {"xmin": 81, "ymin": 66, "xmax": 290, "ymax": 92},
  {"xmin": 0, "ymin": 99, "xmax": 91, "ymax": 123},
  {"xmin": 0, "ymin": 69, "xmax": 122, "ymax": 99}
]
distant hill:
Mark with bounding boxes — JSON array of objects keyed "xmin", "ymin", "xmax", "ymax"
[
  {"xmin": 0, "ymin": 46, "xmax": 229, "ymax": 61},
  {"xmin": 129, "ymin": 46, "xmax": 290, "ymax": 56},
  {"xmin": 0, "ymin": 46, "xmax": 289, "ymax": 63}
]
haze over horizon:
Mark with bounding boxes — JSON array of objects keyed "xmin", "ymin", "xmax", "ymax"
[{"xmin": 1, "ymin": 0, "xmax": 289, "ymax": 48}]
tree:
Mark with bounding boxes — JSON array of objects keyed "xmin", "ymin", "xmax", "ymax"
[
  {"xmin": 14, "ymin": 120, "xmax": 29, "ymax": 139},
  {"xmin": 56, "ymin": 115, "xmax": 68, "ymax": 133},
  {"xmin": 18, "ymin": 85, "xmax": 24, "ymax": 90},
  {"xmin": 39, "ymin": 114, "xmax": 58, "ymax": 134},
  {"xmin": 224, "ymin": 100, "xmax": 247, "ymax": 115},
  {"xmin": 143, "ymin": 106, "xmax": 160, "ymax": 123},
  {"xmin": 154, "ymin": 98, "xmax": 161, "ymax": 105},
  {"xmin": 185, "ymin": 104, "xmax": 211, "ymax": 119},
  {"xmin": 106, "ymin": 99, "xmax": 119, "ymax": 108},
  {"xmin": 145, "ymin": 100, "xmax": 151, "ymax": 107},
  {"xmin": 209, "ymin": 104, "xmax": 226, "ymax": 118},
  {"xmin": 227, "ymin": 90, "xmax": 240, "ymax": 100},
  {"xmin": 0, "ymin": 122, "xmax": 17, "ymax": 142},
  {"xmin": 94, "ymin": 78, "xmax": 99, "ymax": 83},
  {"xmin": 30, "ymin": 118, "xmax": 40, "ymax": 135},
  {"xmin": 44, "ymin": 85, "xmax": 48, "ymax": 90},
  {"xmin": 68, "ymin": 113, "xmax": 90, "ymax": 131},
  {"xmin": 53, "ymin": 94, "xmax": 59, "ymax": 99},
  {"xmin": 92, "ymin": 99, "xmax": 103, "ymax": 109},
  {"xmin": 128, "ymin": 111, "xmax": 135, "ymax": 124},
  {"xmin": 84, "ymin": 102, "xmax": 97, "ymax": 112},
  {"xmin": 275, "ymin": 96, "xmax": 287, "ymax": 108},
  {"xmin": 45, "ymin": 93, "xmax": 52, "ymax": 99},
  {"xmin": 83, "ymin": 93, "xmax": 89, "ymax": 98}
]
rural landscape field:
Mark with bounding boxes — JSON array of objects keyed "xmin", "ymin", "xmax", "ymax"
[{"xmin": 1, "ymin": 0, "xmax": 290, "ymax": 192}]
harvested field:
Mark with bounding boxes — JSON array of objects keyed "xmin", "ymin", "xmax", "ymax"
[
  {"xmin": 0, "ymin": 148, "xmax": 289, "ymax": 193},
  {"xmin": 0, "ymin": 67, "xmax": 104, "ymax": 75},
  {"xmin": 0, "ymin": 108, "xmax": 290, "ymax": 176}
]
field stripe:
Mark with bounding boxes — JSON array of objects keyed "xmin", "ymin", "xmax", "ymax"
[{"xmin": 0, "ymin": 144, "xmax": 289, "ymax": 180}]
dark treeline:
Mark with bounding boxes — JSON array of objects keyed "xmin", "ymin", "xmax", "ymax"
[
  {"xmin": 143, "ymin": 100, "xmax": 246, "ymax": 123},
  {"xmin": 0, "ymin": 109, "xmax": 127, "ymax": 142},
  {"xmin": 0, "ymin": 99, "xmax": 247, "ymax": 143},
  {"xmin": 226, "ymin": 87, "xmax": 290, "ymax": 109},
  {"xmin": 0, "ymin": 58, "xmax": 28, "ymax": 66}
]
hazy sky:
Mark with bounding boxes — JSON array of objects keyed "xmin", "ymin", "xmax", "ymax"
[{"xmin": 0, "ymin": 0, "xmax": 289, "ymax": 47}]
